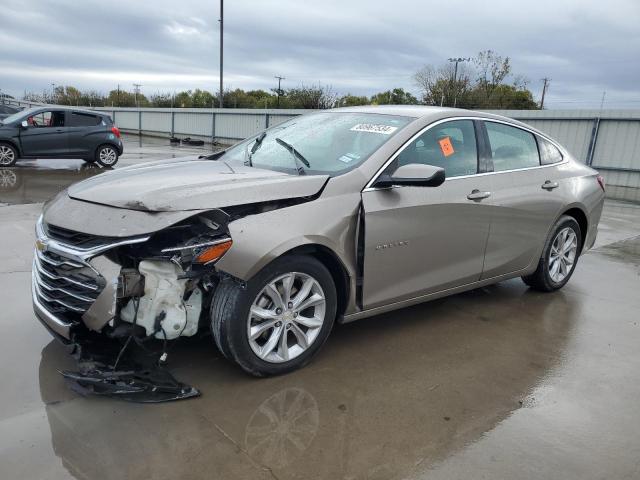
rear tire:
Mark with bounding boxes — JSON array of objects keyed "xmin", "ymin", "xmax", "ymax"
[
  {"xmin": 0, "ymin": 143, "xmax": 18, "ymax": 167},
  {"xmin": 210, "ymin": 255, "xmax": 337, "ymax": 376},
  {"xmin": 522, "ymin": 215, "xmax": 582, "ymax": 292},
  {"xmin": 95, "ymin": 144, "xmax": 119, "ymax": 167}
]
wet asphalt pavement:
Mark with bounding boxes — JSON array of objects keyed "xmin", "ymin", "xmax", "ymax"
[
  {"xmin": 0, "ymin": 135, "xmax": 216, "ymax": 206},
  {"xmin": 1, "ymin": 136, "xmax": 640, "ymax": 479}
]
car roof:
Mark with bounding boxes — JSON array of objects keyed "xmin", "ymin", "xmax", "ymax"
[
  {"xmin": 330, "ymin": 105, "xmax": 544, "ymax": 135},
  {"xmin": 21, "ymin": 106, "xmax": 107, "ymax": 117}
]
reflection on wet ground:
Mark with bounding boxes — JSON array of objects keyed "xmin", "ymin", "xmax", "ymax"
[
  {"xmin": 0, "ymin": 152, "xmax": 639, "ymax": 479},
  {"xmin": 0, "ymin": 134, "xmax": 218, "ymax": 205}
]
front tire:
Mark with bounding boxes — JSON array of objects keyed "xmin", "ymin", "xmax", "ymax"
[
  {"xmin": 0, "ymin": 143, "xmax": 18, "ymax": 167},
  {"xmin": 211, "ymin": 255, "xmax": 337, "ymax": 376},
  {"xmin": 95, "ymin": 144, "xmax": 119, "ymax": 167},
  {"xmin": 522, "ymin": 215, "xmax": 582, "ymax": 292}
]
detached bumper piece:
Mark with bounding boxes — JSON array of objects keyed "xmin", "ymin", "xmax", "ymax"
[
  {"xmin": 61, "ymin": 337, "xmax": 200, "ymax": 403},
  {"xmin": 61, "ymin": 368, "xmax": 200, "ymax": 403}
]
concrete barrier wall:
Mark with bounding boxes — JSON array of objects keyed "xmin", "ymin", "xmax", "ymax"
[{"xmin": 6, "ymin": 100, "xmax": 640, "ymax": 202}]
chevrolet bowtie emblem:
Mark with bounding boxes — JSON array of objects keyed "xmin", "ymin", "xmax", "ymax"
[{"xmin": 35, "ymin": 238, "xmax": 48, "ymax": 252}]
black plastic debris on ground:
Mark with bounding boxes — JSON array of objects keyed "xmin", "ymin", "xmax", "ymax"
[{"xmin": 60, "ymin": 334, "xmax": 200, "ymax": 403}]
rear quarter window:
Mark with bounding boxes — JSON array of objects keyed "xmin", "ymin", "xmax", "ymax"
[{"xmin": 537, "ymin": 136, "xmax": 563, "ymax": 165}]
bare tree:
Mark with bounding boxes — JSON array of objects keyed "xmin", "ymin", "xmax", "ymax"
[
  {"xmin": 414, "ymin": 63, "xmax": 470, "ymax": 106},
  {"xmin": 414, "ymin": 50, "xmax": 537, "ymax": 109}
]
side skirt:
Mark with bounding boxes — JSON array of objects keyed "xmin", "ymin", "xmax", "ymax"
[{"xmin": 341, "ymin": 267, "xmax": 534, "ymax": 324}]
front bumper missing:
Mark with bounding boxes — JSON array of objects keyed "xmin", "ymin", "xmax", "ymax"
[{"xmin": 32, "ymin": 218, "xmax": 201, "ymax": 402}]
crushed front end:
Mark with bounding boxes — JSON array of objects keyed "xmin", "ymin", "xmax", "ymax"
[{"xmin": 32, "ymin": 209, "xmax": 234, "ymax": 402}]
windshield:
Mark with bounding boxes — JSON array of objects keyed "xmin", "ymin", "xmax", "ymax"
[
  {"xmin": 221, "ymin": 112, "xmax": 412, "ymax": 176},
  {"xmin": 1, "ymin": 107, "xmax": 37, "ymax": 125}
]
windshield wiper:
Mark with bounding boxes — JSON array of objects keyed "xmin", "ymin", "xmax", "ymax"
[
  {"xmin": 275, "ymin": 137, "xmax": 310, "ymax": 175},
  {"xmin": 244, "ymin": 132, "xmax": 266, "ymax": 167}
]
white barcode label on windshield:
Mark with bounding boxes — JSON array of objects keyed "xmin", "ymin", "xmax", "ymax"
[{"xmin": 350, "ymin": 124, "xmax": 398, "ymax": 135}]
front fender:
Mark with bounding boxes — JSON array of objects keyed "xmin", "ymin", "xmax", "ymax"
[{"xmin": 214, "ymin": 193, "xmax": 361, "ymax": 282}]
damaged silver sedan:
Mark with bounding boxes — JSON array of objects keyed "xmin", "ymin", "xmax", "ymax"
[{"xmin": 32, "ymin": 106, "xmax": 605, "ymax": 399}]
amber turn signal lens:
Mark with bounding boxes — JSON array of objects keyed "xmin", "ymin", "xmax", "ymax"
[{"xmin": 194, "ymin": 240, "xmax": 233, "ymax": 264}]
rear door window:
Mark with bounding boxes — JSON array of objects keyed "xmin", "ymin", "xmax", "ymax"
[
  {"xmin": 537, "ymin": 136, "xmax": 563, "ymax": 165},
  {"xmin": 395, "ymin": 119, "xmax": 478, "ymax": 177},
  {"xmin": 485, "ymin": 121, "xmax": 540, "ymax": 171},
  {"xmin": 68, "ymin": 112, "xmax": 101, "ymax": 127}
]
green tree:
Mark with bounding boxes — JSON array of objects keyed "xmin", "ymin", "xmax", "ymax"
[
  {"xmin": 173, "ymin": 91, "xmax": 193, "ymax": 108},
  {"xmin": 192, "ymin": 89, "xmax": 216, "ymax": 108},
  {"xmin": 149, "ymin": 92, "xmax": 174, "ymax": 107},
  {"xmin": 105, "ymin": 89, "xmax": 144, "ymax": 107},
  {"xmin": 370, "ymin": 88, "xmax": 418, "ymax": 105},
  {"xmin": 338, "ymin": 94, "xmax": 370, "ymax": 106}
]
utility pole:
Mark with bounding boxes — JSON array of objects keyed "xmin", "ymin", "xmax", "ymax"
[
  {"xmin": 133, "ymin": 83, "xmax": 142, "ymax": 107},
  {"xmin": 117, "ymin": 84, "xmax": 120, "ymax": 107},
  {"xmin": 274, "ymin": 76, "xmax": 285, "ymax": 107},
  {"xmin": 218, "ymin": 0, "xmax": 224, "ymax": 108},
  {"xmin": 51, "ymin": 83, "xmax": 56, "ymax": 104},
  {"xmin": 600, "ymin": 90, "xmax": 606, "ymax": 110},
  {"xmin": 448, "ymin": 57, "xmax": 470, "ymax": 107},
  {"xmin": 540, "ymin": 78, "xmax": 550, "ymax": 109}
]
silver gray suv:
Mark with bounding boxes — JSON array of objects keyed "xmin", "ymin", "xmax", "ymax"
[{"xmin": 33, "ymin": 106, "xmax": 605, "ymax": 377}]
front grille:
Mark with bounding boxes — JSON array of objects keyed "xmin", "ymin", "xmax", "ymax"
[
  {"xmin": 33, "ymin": 248, "xmax": 105, "ymax": 321},
  {"xmin": 45, "ymin": 223, "xmax": 118, "ymax": 249}
]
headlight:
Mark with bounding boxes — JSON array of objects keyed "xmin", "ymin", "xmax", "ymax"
[
  {"xmin": 161, "ymin": 237, "xmax": 233, "ymax": 265},
  {"xmin": 194, "ymin": 239, "xmax": 233, "ymax": 264}
]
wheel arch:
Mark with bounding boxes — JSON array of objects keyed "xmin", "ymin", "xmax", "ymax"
[
  {"xmin": 0, "ymin": 139, "xmax": 21, "ymax": 157},
  {"xmin": 560, "ymin": 205, "xmax": 589, "ymax": 253},
  {"xmin": 278, "ymin": 243, "xmax": 351, "ymax": 319},
  {"xmin": 218, "ymin": 239, "xmax": 352, "ymax": 320}
]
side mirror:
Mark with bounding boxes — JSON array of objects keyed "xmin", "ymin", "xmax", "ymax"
[
  {"xmin": 374, "ymin": 163, "xmax": 445, "ymax": 188},
  {"xmin": 20, "ymin": 120, "xmax": 28, "ymax": 128}
]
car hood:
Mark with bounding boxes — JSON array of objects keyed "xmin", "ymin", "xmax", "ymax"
[{"xmin": 67, "ymin": 157, "xmax": 329, "ymax": 212}]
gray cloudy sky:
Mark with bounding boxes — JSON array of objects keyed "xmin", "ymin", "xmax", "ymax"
[{"xmin": 1, "ymin": 0, "xmax": 639, "ymax": 108}]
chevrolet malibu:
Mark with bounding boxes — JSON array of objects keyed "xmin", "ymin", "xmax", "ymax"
[{"xmin": 33, "ymin": 106, "xmax": 605, "ymax": 378}]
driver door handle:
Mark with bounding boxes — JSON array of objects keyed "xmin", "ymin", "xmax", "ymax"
[
  {"xmin": 467, "ymin": 189, "xmax": 492, "ymax": 201},
  {"xmin": 542, "ymin": 180, "xmax": 559, "ymax": 190}
]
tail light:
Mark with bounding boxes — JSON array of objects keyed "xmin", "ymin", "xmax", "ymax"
[
  {"xmin": 596, "ymin": 174, "xmax": 605, "ymax": 192},
  {"xmin": 111, "ymin": 126, "xmax": 121, "ymax": 138}
]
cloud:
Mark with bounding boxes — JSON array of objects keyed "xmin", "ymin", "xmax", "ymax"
[{"xmin": 0, "ymin": 0, "xmax": 639, "ymax": 107}]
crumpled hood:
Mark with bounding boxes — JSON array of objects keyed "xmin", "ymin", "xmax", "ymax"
[{"xmin": 67, "ymin": 157, "xmax": 329, "ymax": 212}]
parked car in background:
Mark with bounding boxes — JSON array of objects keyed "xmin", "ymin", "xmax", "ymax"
[
  {"xmin": 0, "ymin": 106, "xmax": 123, "ymax": 167},
  {"xmin": 33, "ymin": 106, "xmax": 605, "ymax": 381},
  {"xmin": 0, "ymin": 104, "xmax": 21, "ymax": 120}
]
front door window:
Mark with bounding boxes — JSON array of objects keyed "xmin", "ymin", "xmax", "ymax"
[{"xmin": 27, "ymin": 111, "xmax": 65, "ymax": 128}]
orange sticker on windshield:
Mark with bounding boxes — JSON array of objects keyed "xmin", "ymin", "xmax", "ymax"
[{"xmin": 439, "ymin": 137, "xmax": 455, "ymax": 157}]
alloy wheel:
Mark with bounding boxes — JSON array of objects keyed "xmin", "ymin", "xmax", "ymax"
[
  {"xmin": 0, "ymin": 145, "xmax": 15, "ymax": 166},
  {"xmin": 548, "ymin": 227, "xmax": 578, "ymax": 283},
  {"xmin": 247, "ymin": 272, "xmax": 326, "ymax": 363},
  {"xmin": 99, "ymin": 147, "xmax": 117, "ymax": 165}
]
